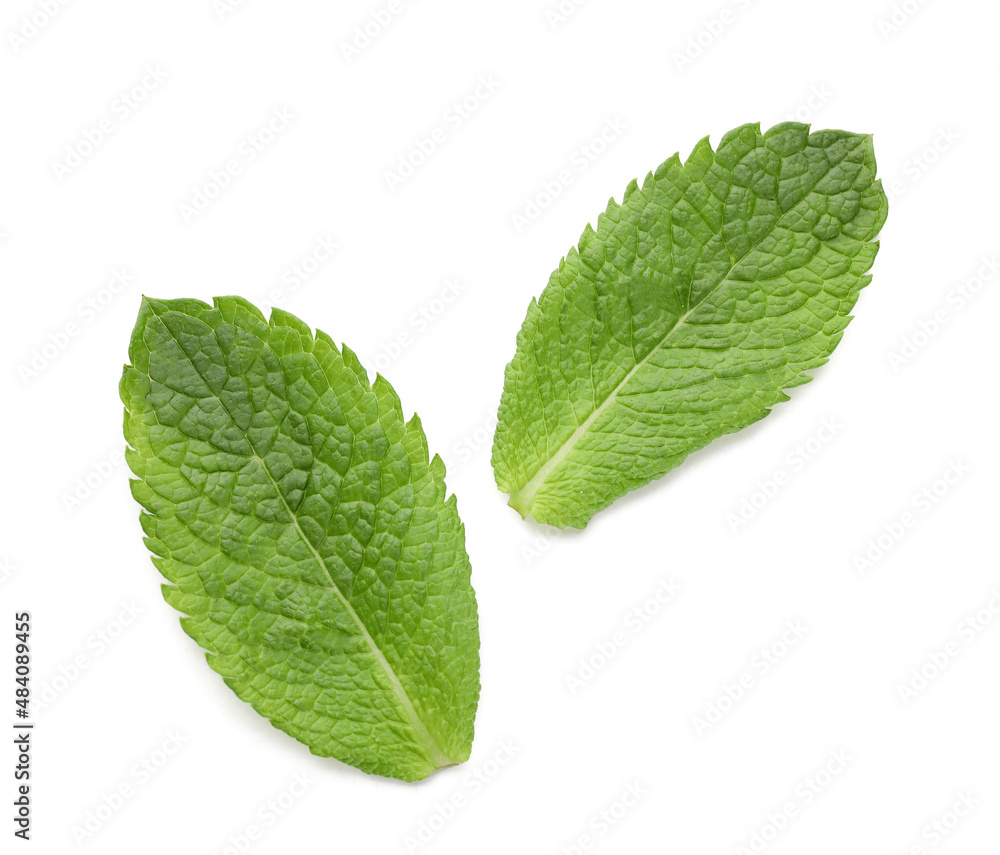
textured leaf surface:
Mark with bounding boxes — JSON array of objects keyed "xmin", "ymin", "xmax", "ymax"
[
  {"xmin": 121, "ymin": 296, "xmax": 479, "ymax": 781},
  {"xmin": 493, "ymin": 122, "xmax": 888, "ymax": 529}
]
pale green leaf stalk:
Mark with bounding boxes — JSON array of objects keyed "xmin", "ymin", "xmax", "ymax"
[
  {"xmin": 121, "ymin": 297, "xmax": 479, "ymax": 781},
  {"xmin": 493, "ymin": 122, "xmax": 888, "ymax": 529}
]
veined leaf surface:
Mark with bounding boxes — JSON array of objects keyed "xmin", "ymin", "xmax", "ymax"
[
  {"xmin": 493, "ymin": 122, "xmax": 888, "ymax": 528},
  {"xmin": 121, "ymin": 296, "xmax": 479, "ymax": 781}
]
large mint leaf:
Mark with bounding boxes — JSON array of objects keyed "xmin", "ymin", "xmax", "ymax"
[
  {"xmin": 493, "ymin": 123, "xmax": 888, "ymax": 529},
  {"xmin": 121, "ymin": 297, "xmax": 479, "ymax": 781}
]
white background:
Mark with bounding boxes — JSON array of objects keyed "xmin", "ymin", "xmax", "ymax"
[{"xmin": 2, "ymin": 0, "xmax": 998, "ymax": 852}]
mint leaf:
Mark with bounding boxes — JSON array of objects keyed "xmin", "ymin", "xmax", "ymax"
[
  {"xmin": 121, "ymin": 297, "xmax": 479, "ymax": 781},
  {"xmin": 493, "ymin": 122, "xmax": 888, "ymax": 529}
]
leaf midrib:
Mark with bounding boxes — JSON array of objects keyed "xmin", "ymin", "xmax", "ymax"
[{"xmin": 146, "ymin": 301, "xmax": 453, "ymax": 771}]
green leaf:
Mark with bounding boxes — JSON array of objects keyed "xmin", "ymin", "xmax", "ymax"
[
  {"xmin": 493, "ymin": 122, "xmax": 888, "ymax": 529},
  {"xmin": 121, "ymin": 296, "xmax": 479, "ymax": 781}
]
